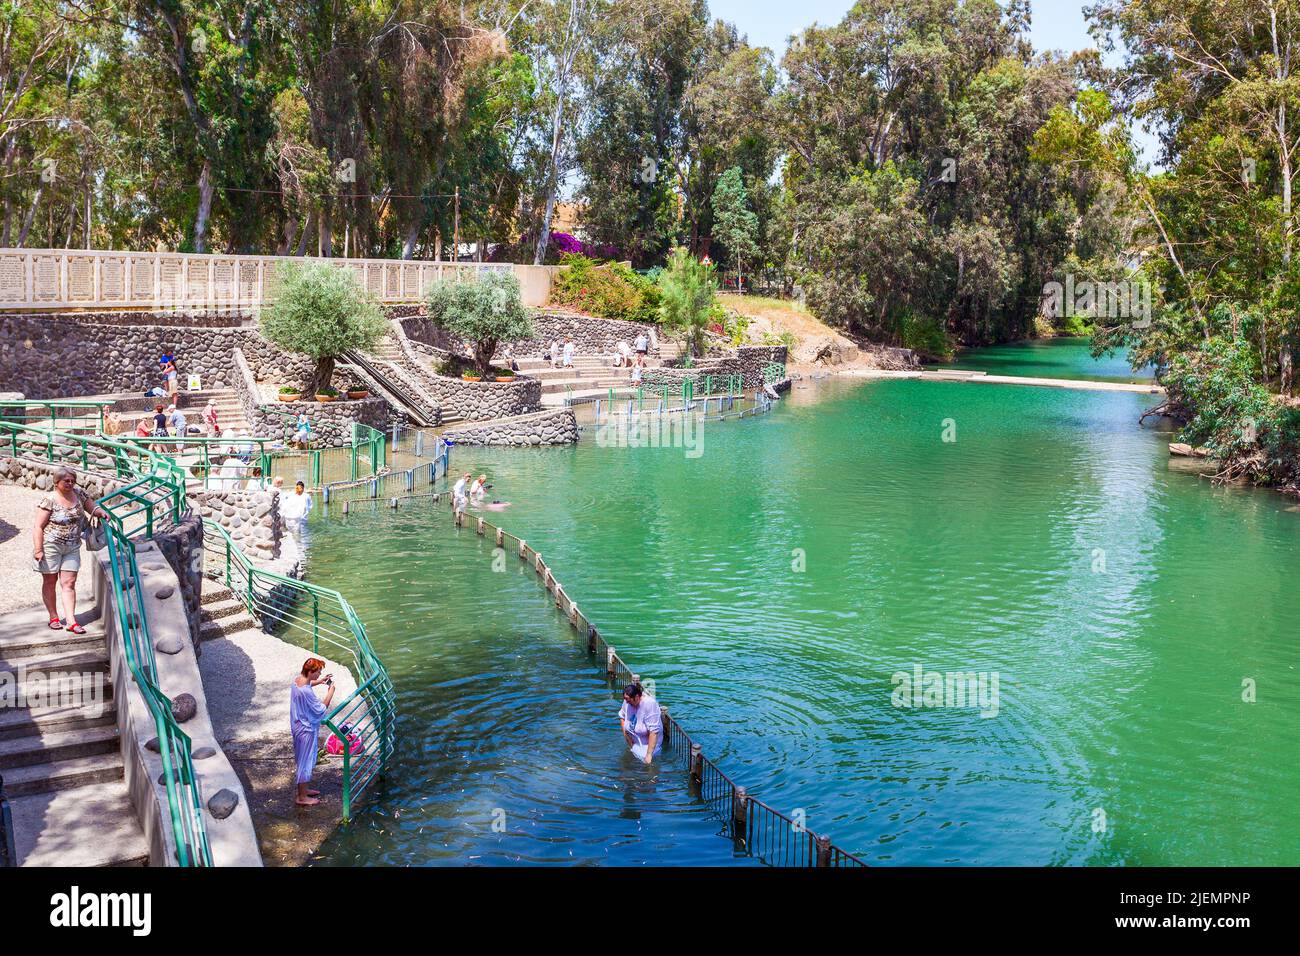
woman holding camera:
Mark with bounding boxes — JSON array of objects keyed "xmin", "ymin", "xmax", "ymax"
[{"xmin": 290, "ymin": 657, "xmax": 335, "ymax": 806}]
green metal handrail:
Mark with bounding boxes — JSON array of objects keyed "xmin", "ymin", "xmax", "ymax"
[
  {"xmin": 201, "ymin": 521, "xmax": 395, "ymax": 821},
  {"xmin": 762, "ymin": 362, "xmax": 787, "ymax": 386},
  {"xmin": 118, "ymin": 434, "xmax": 277, "ymax": 485},
  {"xmin": 0, "ymin": 399, "xmax": 117, "ymax": 434},
  {"xmin": 98, "ymin": 474, "xmax": 213, "ymax": 866},
  {"xmin": 1, "ymin": 420, "xmax": 188, "ymax": 491}
]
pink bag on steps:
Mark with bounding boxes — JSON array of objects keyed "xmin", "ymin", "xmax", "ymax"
[{"xmin": 325, "ymin": 732, "xmax": 364, "ymax": 756}]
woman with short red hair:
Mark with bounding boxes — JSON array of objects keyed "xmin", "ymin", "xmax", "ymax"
[{"xmin": 290, "ymin": 657, "xmax": 335, "ymax": 806}]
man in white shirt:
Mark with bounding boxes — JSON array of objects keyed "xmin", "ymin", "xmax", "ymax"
[
  {"xmin": 281, "ymin": 480, "xmax": 313, "ymax": 556},
  {"xmin": 562, "ymin": 337, "xmax": 575, "ymax": 368},
  {"xmin": 634, "ymin": 332, "xmax": 648, "ymax": 356},
  {"xmin": 617, "ymin": 682, "xmax": 662, "ymax": 764},
  {"xmin": 452, "ymin": 472, "xmax": 470, "ymax": 510}
]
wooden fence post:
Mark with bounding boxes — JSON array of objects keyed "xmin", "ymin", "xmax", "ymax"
[
  {"xmin": 606, "ymin": 646, "xmax": 617, "ymax": 680},
  {"xmin": 586, "ymin": 625, "xmax": 597, "ymax": 655},
  {"xmin": 661, "ymin": 706, "xmax": 671, "ymax": 747},
  {"xmin": 690, "ymin": 744, "xmax": 703, "ymax": 785}
]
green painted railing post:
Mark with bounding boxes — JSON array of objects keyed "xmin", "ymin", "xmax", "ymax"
[
  {"xmin": 312, "ymin": 594, "xmax": 320, "ymax": 653},
  {"xmin": 350, "ymin": 444, "xmax": 358, "ymax": 482},
  {"xmin": 224, "ymin": 539, "xmax": 231, "ymax": 588},
  {"xmin": 341, "ymin": 748, "xmax": 352, "ymax": 823}
]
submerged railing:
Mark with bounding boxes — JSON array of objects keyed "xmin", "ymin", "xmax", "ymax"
[
  {"xmin": 358, "ymin": 494, "xmax": 867, "ymax": 868},
  {"xmin": 201, "ymin": 522, "xmax": 396, "ymax": 821}
]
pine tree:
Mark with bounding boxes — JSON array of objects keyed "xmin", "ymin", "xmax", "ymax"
[{"xmin": 711, "ymin": 166, "xmax": 760, "ymax": 292}]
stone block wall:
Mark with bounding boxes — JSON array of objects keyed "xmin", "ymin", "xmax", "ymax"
[
  {"xmin": 191, "ymin": 487, "xmax": 281, "ymax": 563},
  {"xmin": 0, "ymin": 313, "xmax": 315, "ymax": 398},
  {"xmin": 398, "ymin": 308, "xmax": 659, "ymax": 360},
  {"xmin": 643, "ymin": 345, "xmax": 788, "ymax": 390},
  {"xmin": 233, "ymin": 346, "xmax": 388, "ymax": 446},
  {"xmin": 441, "ymin": 407, "xmax": 578, "ymax": 446}
]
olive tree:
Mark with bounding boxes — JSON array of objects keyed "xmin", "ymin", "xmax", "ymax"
[
  {"xmin": 426, "ymin": 271, "xmax": 534, "ymax": 375},
  {"xmin": 259, "ymin": 263, "xmax": 388, "ymax": 395}
]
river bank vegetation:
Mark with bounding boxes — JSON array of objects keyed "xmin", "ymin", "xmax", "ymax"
[{"xmin": 5, "ymin": 0, "xmax": 1299, "ymax": 486}]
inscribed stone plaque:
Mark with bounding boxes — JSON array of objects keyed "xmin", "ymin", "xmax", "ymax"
[
  {"xmin": 186, "ymin": 259, "xmax": 209, "ymax": 303},
  {"xmin": 33, "ymin": 255, "xmax": 60, "ymax": 301},
  {"xmin": 100, "ymin": 257, "xmax": 127, "ymax": 301},
  {"xmin": 67, "ymin": 256, "xmax": 94, "ymax": 300},
  {"xmin": 132, "ymin": 255, "xmax": 156, "ymax": 300},
  {"xmin": 212, "ymin": 258, "xmax": 235, "ymax": 301},
  {"xmin": 0, "ymin": 254, "xmax": 24, "ymax": 302}
]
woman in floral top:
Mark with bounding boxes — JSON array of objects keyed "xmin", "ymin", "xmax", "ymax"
[{"xmin": 32, "ymin": 467, "xmax": 109, "ymax": 634}]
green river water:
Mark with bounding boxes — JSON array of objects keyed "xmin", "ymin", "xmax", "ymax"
[{"xmin": 307, "ymin": 338, "xmax": 1298, "ymax": 866}]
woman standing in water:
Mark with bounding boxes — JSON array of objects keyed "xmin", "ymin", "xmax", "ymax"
[{"xmin": 290, "ymin": 657, "xmax": 335, "ymax": 806}]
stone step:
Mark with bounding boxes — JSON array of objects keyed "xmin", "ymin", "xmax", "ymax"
[
  {"xmin": 0, "ymin": 695, "xmax": 116, "ymax": 742},
  {"xmin": 199, "ymin": 612, "xmax": 258, "ymax": 641},
  {"xmin": 2, "ymin": 751, "xmax": 124, "ymax": 796},
  {"xmin": 201, "ymin": 585, "xmax": 234, "ymax": 606},
  {"xmin": 0, "ymin": 608, "xmax": 106, "ymax": 659},
  {"xmin": 0, "ymin": 645, "xmax": 110, "ymax": 677},
  {"xmin": 0, "ymin": 724, "xmax": 121, "ymax": 770},
  {"xmin": 10, "ymin": 779, "xmax": 150, "ymax": 866},
  {"xmin": 200, "ymin": 597, "xmax": 245, "ymax": 622}
]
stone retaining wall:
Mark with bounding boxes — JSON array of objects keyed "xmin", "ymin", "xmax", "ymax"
[
  {"xmin": 643, "ymin": 345, "xmax": 788, "ymax": 390},
  {"xmin": 232, "ymin": 347, "xmax": 388, "ymax": 446},
  {"xmin": 398, "ymin": 338, "xmax": 542, "ymax": 421},
  {"xmin": 441, "ymin": 407, "xmax": 578, "ymax": 446},
  {"xmin": 398, "ymin": 308, "xmax": 660, "ymax": 360},
  {"xmin": 0, "ymin": 313, "xmax": 328, "ymax": 398}
]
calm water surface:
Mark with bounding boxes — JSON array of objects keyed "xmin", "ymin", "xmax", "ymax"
[
  {"xmin": 308, "ymin": 343, "xmax": 1298, "ymax": 866},
  {"xmin": 945, "ymin": 336, "xmax": 1153, "ymax": 383}
]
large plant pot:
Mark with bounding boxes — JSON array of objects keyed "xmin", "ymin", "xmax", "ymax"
[
  {"xmin": 462, "ymin": 374, "xmax": 482, "ymax": 383},
  {"xmin": 494, "ymin": 376, "xmax": 515, "ymax": 383},
  {"xmin": 278, "ymin": 393, "xmax": 300, "ymax": 403},
  {"xmin": 315, "ymin": 393, "xmax": 338, "ymax": 403},
  {"xmin": 346, "ymin": 390, "xmax": 369, "ymax": 400}
]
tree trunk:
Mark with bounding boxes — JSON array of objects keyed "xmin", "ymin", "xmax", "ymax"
[
  {"xmin": 308, "ymin": 356, "xmax": 335, "ymax": 395},
  {"xmin": 18, "ymin": 185, "xmax": 42, "ymax": 245},
  {"xmin": 194, "ymin": 159, "xmax": 214, "ymax": 253},
  {"xmin": 402, "ymin": 220, "xmax": 419, "ymax": 260}
]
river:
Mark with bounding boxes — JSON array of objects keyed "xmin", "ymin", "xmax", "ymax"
[{"xmin": 307, "ymin": 339, "xmax": 1299, "ymax": 866}]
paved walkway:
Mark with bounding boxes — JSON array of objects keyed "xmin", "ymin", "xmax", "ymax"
[{"xmin": 0, "ymin": 484, "xmax": 95, "ymax": 616}]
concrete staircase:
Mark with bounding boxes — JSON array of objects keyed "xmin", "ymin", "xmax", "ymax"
[
  {"xmin": 198, "ymin": 584, "xmax": 260, "ymax": 644},
  {"xmin": 0, "ymin": 604, "xmax": 150, "ymax": 866}
]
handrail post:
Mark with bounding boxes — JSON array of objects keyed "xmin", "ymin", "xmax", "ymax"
[
  {"xmin": 731, "ymin": 785, "xmax": 748, "ymax": 841},
  {"xmin": 690, "ymin": 744, "xmax": 703, "ymax": 786},
  {"xmin": 341, "ymin": 745, "xmax": 352, "ymax": 823},
  {"xmin": 816, "ymin": 834, "xmax": 832, "ymax": 867}
]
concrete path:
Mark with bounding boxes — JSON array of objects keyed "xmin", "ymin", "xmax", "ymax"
[
  {"xmin": 839, "ymin": 367, "xmax": 1164, "ymax": 394},
  {"xmin": 0, "ymin": 484, "xmax": 95, "ymax": 616}
]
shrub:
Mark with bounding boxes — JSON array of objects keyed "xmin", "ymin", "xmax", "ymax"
[
  {"xmin": 260, "ymin": 263, "xmax": 388, "ymax": 394},
  {"xmin": 426, "ymin": 271, "xmax": 534, "ymax": 376},
  {"xmin": 898, "ymin": 312, "xmax": 954, "ymax": 361},
  {"xmin": 659, "ymin": 247, "xmax": 718, "ymax": 359},
  {"xmin": 549, "ymin": 254, "xmax": 661, "ymax": 323}
]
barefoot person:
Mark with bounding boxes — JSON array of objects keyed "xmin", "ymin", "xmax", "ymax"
[
  {"xmin": 617, "ymin": 682, "xmax": 662, "ymax": 765},
  {"xmin": 291, "ymin": 657, "xmax": 335, "ymax": 806},
  {"xmin": 33, "ymin": 467, "xmax": 109, "ymax": 634}
]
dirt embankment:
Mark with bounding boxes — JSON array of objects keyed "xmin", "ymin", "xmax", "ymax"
[{"xmin": 718, "ymin": 293, "xmax": 918, "ymax": 373}]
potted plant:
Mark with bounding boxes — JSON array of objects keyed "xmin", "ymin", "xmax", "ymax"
[
  {"xmin": 462, "ymin": 370, "xmax": 482, "ymax": 382},
  {"xmin": 315, "ymin": 385, "xmax": 340, "ymax": 402},
  {"xmin": 278, "ymin": 385, "xmax": 301, "ymax": 403},
  {"xmin": 346, "ymin": 382, "xmax": 369, "ymax": 400},
  {"xmin": 494, "ymin": 368, "xmax": 516, "ymax": 383}
]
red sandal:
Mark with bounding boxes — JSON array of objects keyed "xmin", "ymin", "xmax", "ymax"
[
  {"xmin": 65, "ymin": 622, "xmax": 87, "ymax": 635},
  {"xmin": 48, "ymin": 617, "xmax": 64, "ymax": 630}
]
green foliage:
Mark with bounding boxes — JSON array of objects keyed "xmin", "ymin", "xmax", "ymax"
[
  {"xmin": 260, "ymin": 263, "xmax": 387, "ymax": 391},
  {"xmin": 1164, "ymin": 336, "xmax": 1300, "ymax": 485},
  {"xmin": 549, "ymin": 254, "xmax": 662, "ymax": 323},
  {"xmin": 425, "ymin": 271, "xmax": 533, "ymax": 375},
  {"xmin": 898, "ymin": 313, "xmax": 954, "ymax": 362},
  {"xmin": 711, "ymin": 166, "xmax": 760, "ymax": 286},
  {"xmin": 659, "ymin": 247, "xmax": 718, "ymax": 358}
]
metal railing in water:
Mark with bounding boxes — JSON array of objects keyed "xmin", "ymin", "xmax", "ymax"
[
  {"xmin": 361, "ymin": 495, "xmax": 868, "ymax": 868},
  {"xmin": 201, "ymin": 521, "xmax": 396, "ymax": 822}
]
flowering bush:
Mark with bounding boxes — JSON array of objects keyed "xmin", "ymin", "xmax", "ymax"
[{"xmin": 549, "ymin": 254, "xmax": 660, "ymax": 323}]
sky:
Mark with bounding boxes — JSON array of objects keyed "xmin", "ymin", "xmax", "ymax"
[
  {"xmin": 708, "ymin": 0, "xmax": 1094, "ymax": 59},
  {"xmin": 705, "ymin": 0, "xmax": 1160, "ymax": 163}
]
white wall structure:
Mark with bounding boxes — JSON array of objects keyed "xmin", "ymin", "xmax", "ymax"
[{"xmin": 0, "ymin": 249, "xmax": 556, "ymax": 311}]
